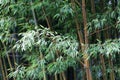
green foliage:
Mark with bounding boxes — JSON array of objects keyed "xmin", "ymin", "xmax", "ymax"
[
  {"xmin": 10, "ymin": 25, "xmax": 79, "ymax": 79},
  {"xmin": 0, "ymin": 0, "xmax": 120, "ymax": 80},
  {"xmin": 88, "ymin": 39, "xmax": 120, "ymax": 58}
]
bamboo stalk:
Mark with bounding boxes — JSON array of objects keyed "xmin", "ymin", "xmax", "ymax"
[
  {"xmin": 6, "ymin": 54, "xmax": 16, "ymax": 80},
  {"xmin": 91, "ymin": 0, "xmax": 107, "ymax": 79},
  {"xmin": 55, "ymin": 74, "xmax": 58, "ymax": 80},
  {"xmin": 42, "ymin": 5, "xmax": 57, "ymax": 79},
  {"xmin": 71, "ymin": 0, "xmax": 92, "ymax": 80},
  {"xmin": 30, "ymin": 0, "xmax": 38, "ymax": 26},
  {"xmin": 60, "ymin": 73, "xmax": 62, "ymax": 80},
  {"xmin": 1, "ymin": 41, "xmax": 16, "ymax": 80},
  {"xmin": 52, "ymin": 57, "xmax": 57, "ymax": 80},
  {"xmin": 96, "ymin": 29, "xmax": 107, "ymax": 80},
  {"xmin": 81, "ymin": 0, "xmax": 92, "ymax": 80},
  {"xmin": 6, "ymin": 54, "xmax": 13, "ymax": 71},
  {"xmin": 3, "ymin": 57, "xmax": 8, "ymax": 80},
  {"xmin": 12, "ymin": 52, "xmax": 16, "ymax": 69},
  {"xmin": 54, "ymin": 59, "xmax": 58, "ymax": 80},
  {"xmin": 53, "ymin": 58, "xmax": 58, "ymax": 80},
  {"xmin": 0, "ymin": 57, "xmax": 6, "ymax": 80},
  {"xmin": 31, "ymin": 2, "xmax": 47, "ymax": 79},
  {"xmin": 111, "ymin": 0, "xmax": 115, "ymax": 9},
  {"xmin": 100, "ymin": 0, "xmax": 105, "ymax": 12},
  {"xmin": 106, "ymin": 29, "xmax": 115, "ymax": 80},
  {"xmin": 108, "ymin": 56, "xmax": 115, "ymax": 80},
  {"xmin": 100, "ymin": 55, "xmax": 107, "ymax": 80},
  {"xmin": 91, "ymin": 0, "xmax": 95, "ymax": 14},
  {"xmin": 71, "ymin": 0, "xmax": 84, "ymax": 58},
  {"xmin": 74, "ymin": 69, "xmax": 76, "ymax": 80},
  {"xmin": 42, "ymin": 7, "xmax": 51, "ymax": 29},
  {"xmin": 43, "ymin": 10, "xmax": 56, "ymax": 80},
  {"xmin": 40, "ymin": 53, "xmax": 47, "ymax": 80},
  {"xmin": 61, "ymin": 72, "xmax": 66, "ymax": 80},
  {"xmin": 56, "ymin": 51, "xmax": 66, "ymax": 80},
  {"xmin": 71, "ymin": 0, "xmax": 84, "ymax": 46}
]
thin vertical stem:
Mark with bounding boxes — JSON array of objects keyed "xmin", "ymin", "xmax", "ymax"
[
  {"xmin": 6, "ymin": 54, "xmax": 13, "ymax": 71},
  {"xmin": 100, "ymin": 55, "xmax": 107, "ymax": 80},
  {"xmin": 1, "ymin": 41, "xmax": 15, "ymax": 80},
  {"xmin": 97, "ymin": 29, "xmax": 107, "ymax": 80},
  {"xmin": 61, "ymin": 72, "xmax": 66, "ymax": 80},
  {"xmin": 60, "ymin": 73, "xmax": 62, "ymax": 80},
  {"xmin": 12, "ymin": 52, "xmax": 16, "ymax": 69},
  {"xmin": 55, "ymin": 74, "xmax": 58, "ymax": 80},
  {"xmin": 93, "ymin": 0, "xmax": 107, "ymax": 78},
  {"xmin": 91, "ymin": 0, "xmax": 95, "ymax": 14},
  {"xmin": 100, "ymin": 0, "xmax": 105, "ymax": 12},
  {"xmin": 3, "ymin": 57, "xmax": 8, "ymax": 80},
  {"xmin": 54, "ymin": 59, "xmax": 58, "ymax": 80},
  {"xmin": 74, "ymin": 69, "xmax": 76, "ymax": 80},
  {"xmin": 71, "ymin": 0, "xmax": 84, "ymax": 53},
  {"xmin": 30, "ymin": 0, "xmax": 38, "ymax": 26},
  {"xmin": 109, "ymin": 56, "xmax": 115, "ymax": 80},
  {"xmin": 40, "ymin": 53, "xmax": 46, "ymax": 80},
  {"xmin": 42, "ymin": 7, "xmax": 51, "ymax": 29},
  {"xmin": 106, "ymin": 28, "xmax": 115, "ymax": 80},
  {"xmin": 56, "ymin": 51, "xmax": 66, "ymax": 80},
  {"xmin": 0, "ymin": 57, "xmax": 6, "ymax": 80}
]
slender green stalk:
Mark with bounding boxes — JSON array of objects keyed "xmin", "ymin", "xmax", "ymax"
[
  {"xmin": 74, "ymin": 69, "xmax": 76, "ymax": 80},
  {"xmin": 12, "ymin": 52, "xmax": 16, "ymax": 69},
  {"xmin": 61, "ymin": 72, "xmax": 66, "ymax": 80},
  {"xmin": 60, "ymin": 73, "xmax": 62, "ymax": 80},
  {"xmin": 1, "ymin": 41, "xmax": 15, "ymax": 80},
  {"xmin": 91, "ymin": 0, "xmax": 95, "ymax": 14},
  {"xmin": 42, "ymin": 7, "xmax": 51, "ymax": 29},
  {"xmin": 109, "ymin": 56, "xmax": 115, "ymax": 80},
  {"xmin": 100, "ymin": 54, "xmax": 107, "ymax": 80},
  {"xmin": 106, "ymin": 28, "xmax": 115, "ymax": 80},
  {"xmin": 0, "ymin": 57, "xmax": 6, "ymax": 80},
  {"xmin": 30, "ymin": 0, "xmax": 38, "ymax": 26},
  {"xmin": 55, "ymin": 74, "xmax": 58, "ymax": 80},
  {"xmin": 56, "ymin": 51, "xmax": 66, "ymax": 80},
  {"xmin": 40, "ymin": 53, "xmax": 46, "ymax": 80},
  {"xmin": 3, "ymin": 57, "xmax": 8, "ymax": 80}
]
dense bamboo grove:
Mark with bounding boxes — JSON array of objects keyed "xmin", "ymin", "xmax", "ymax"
[{"xmin": 0, "ymin": 0, "xmax": 120, "ymax": 80}]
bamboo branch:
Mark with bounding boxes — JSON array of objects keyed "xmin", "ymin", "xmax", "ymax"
[
  {"xmin": 30, "ymin": 0, "xmax": 38, "ymax": 26},
  {"xmin": 75, "ymin": 0, "xmax": 81, "ymax": 7},
  {"xmin": 88, "ymin": 27, "xmax": 112, "ymax": 37},
  {"xmin": 42, "ymin": 7, "xmax": 51, "ymax": 29}
]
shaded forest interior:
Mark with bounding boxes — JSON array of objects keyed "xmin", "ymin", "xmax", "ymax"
[{"xmin": 0, "ymin": 0, "xmax": 120, "ymax": 80}]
